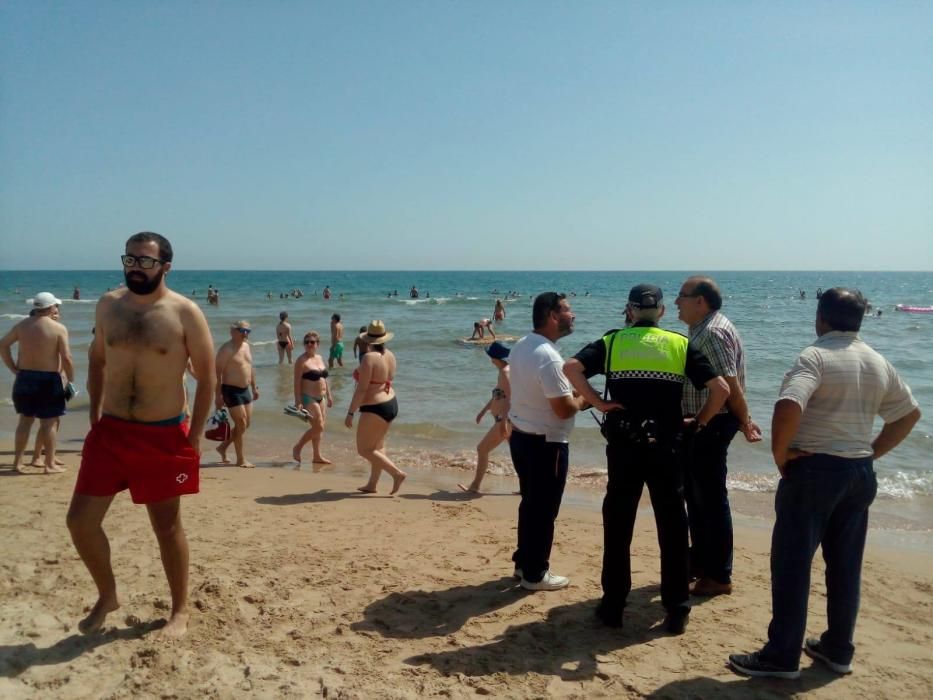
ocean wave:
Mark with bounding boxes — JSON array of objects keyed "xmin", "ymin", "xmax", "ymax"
[
  {"xmin": 876, "ymin": 470, "xmax": 933, "ymax": 499},
  {"xmin": 724, "ymin": 470, "xmax": 933, "ymax": 500},
  {"xmin": 62, "ymin": 299, "xmax": 96, "ymax": 304},
  {"xmin": 727, "ymin": 473, "xmax": 779, "ymax": 493},
  {"xmin": 1, "ymin": 314, "xmax": 29, "ymax": 320},
  {"xmin": 393, "ymin": 422, "xmax": 468, "ymax": 440}
]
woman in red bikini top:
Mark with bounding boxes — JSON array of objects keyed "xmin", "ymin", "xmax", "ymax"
[{"xmin": 344, "ymin": 321, "xmax": 406, "ymax": 495}]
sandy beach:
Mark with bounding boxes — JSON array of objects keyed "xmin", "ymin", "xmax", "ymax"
[{"xmin": 1, "ymin": 436, "xmax": 931, "ymax": 699}]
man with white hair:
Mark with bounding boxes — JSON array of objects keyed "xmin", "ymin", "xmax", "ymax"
[
  {"xmin": 0, "ymin": 292, "xmax": 74, "ymax": 473},
  {"xmin": 564, "ymin": 284, "xmax": 730, "ymax": 634}
]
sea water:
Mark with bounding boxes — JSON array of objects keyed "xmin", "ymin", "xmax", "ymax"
[{"xmin": 1, "ymin": 270, "xmax": 931, "ymax": 530}]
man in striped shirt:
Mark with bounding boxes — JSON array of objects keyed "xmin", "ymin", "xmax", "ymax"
[
  {"xmin": 676, "ymin": 276, "xmax": 763, "ymax": 597},
  {"xmin": 729, "ymin": 287, "xmax": 920, "ymax": 679}
]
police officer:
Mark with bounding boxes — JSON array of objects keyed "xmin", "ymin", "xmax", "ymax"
[{"xmin": 564, "ymin": 284, "xmax": 730, "ymax": 634}]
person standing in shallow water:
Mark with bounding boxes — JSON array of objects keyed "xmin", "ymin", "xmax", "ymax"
[
  {"xmin": 276, "ymin": 311, "xmax": 294, "ymax": 365},
  {"xmin": 66, "ymin": 231, "xmax": 215, "ymax": 639},
  {"xmin": 345, "ymin": 321, "xmax": 406, "ymax": 494}
]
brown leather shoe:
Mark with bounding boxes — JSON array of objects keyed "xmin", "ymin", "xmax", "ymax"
[{"xmin": 690, "ymin": 578, "xmax": 733, "ymax": 596}]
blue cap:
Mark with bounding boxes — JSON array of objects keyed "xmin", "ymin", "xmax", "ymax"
[{"xmin": 486, "ymin": 341, "xmax": 510, "ymax": 360}]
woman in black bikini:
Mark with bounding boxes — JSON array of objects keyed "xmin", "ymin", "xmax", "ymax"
[
  {"xmin": 292, "ymin": 331, "xmax": 333, "ymax": 465},
  {"xmin": 344, "ymin": 321, "xmax": 406, "ymax": 494}
]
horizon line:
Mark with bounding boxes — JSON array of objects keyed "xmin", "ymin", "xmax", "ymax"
[{"xmin": 2, "ymin": 268, "xmax": 931, "ymax": 274}]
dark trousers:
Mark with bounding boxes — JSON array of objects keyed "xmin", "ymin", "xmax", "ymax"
[
  {"xmin": 601, "ymin": 440, "xmax": 689, "ymax": 612},
  {"xmin": 762, "ymin": 454, "xmax": 877, "ymax": 668},
  {"xmin": 509, "ymin": 428, "xmax": 569, "ymax": 583},
  {"xmin": 684, "ymin": 413, "xmax": 740, "ymax": 583}
]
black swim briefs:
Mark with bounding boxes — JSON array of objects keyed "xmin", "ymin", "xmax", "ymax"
[
  {"xmin": 221, "ymin": 384, "xmax": 252, "ymax": 407},
  {"xmin": 12, "ymin": 369, "xmax": 66, "ymax": 419}
]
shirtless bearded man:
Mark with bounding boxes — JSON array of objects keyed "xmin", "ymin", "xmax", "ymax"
[
  {"xmin": 66, "ymin": 232, "xmax": 215, "ymax": 638},
  {"xmin": 215, "ymin": 321, "xmax": 259, "ymax": 467}
]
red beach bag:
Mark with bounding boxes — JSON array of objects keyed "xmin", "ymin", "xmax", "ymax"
[{"xmin": 205, "ymin": 408, "xmax": 230, "ymax": 442}]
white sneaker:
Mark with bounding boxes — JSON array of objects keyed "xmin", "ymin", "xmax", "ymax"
[{"xmin": 520, "ymin": 571, "xmax": 570, "ymax": 591}]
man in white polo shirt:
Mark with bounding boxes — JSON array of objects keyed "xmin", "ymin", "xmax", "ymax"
[
  {"xmin": 730, "ymin": 288, "xmax": 920, "ymax": 679},
  {"xmin": 507, "ymin": 292, "xmax": 594, "ymax": 591}
]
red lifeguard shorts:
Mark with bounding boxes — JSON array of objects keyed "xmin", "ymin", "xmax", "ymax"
[{"xmin": 75, "ymin": 415, "xmax": 200, "ymax": 504}]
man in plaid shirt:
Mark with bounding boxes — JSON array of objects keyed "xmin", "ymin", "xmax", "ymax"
[{"xmin": 676, "ymin": 276, "xmax": 762, "ymax": 596}]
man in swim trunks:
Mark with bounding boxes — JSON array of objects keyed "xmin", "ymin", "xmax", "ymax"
[
  {"xmin": 0, "ymin": 291, "xmax": 74, "ymax": 474},
  {"xmin": 67, "ymin": 232, "xmax": 215, "ymax": 639},
  {"xmin": 276, "ymin": 311, "xmax": 294, "ymax": 364},
  {"xmin": 215, "ymin": 320, "xmax": 259, "ymax": 467},
  {"xmin": 329, "ymin": 313, "xmax": 344, "ymax": 368}
]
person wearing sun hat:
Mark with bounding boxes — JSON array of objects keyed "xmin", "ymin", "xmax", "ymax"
[
  {"xmin": 0, "ymin": 291, "xmax": 74, "ymax": 473},
  {"xmin": 345, "ymin": 321, "xmax": 407, "ymax": 494},
  {"xmin": 458, "ymin": 341, "xmax": 512, "ymax": 494}
]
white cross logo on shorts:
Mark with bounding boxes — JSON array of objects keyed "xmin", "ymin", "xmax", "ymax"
[{"xmin": 176, "ymin": 473, "xmax": 189, "ymax": 484}]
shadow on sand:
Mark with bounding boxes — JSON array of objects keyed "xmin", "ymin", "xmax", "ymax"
[
  {"xmin": 0, "ymin": 620, "xmax": 163, "ymax": 678},
  {"xmin": 354, "ymin": 581, "xmax": 696, "ymax": 682}
]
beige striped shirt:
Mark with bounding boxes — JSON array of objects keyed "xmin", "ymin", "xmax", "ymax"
[{"xmin": 779, "ymin": 331, "xmax": 917, "ymax": 458}]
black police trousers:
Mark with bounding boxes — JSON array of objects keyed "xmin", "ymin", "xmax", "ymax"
[{"xmin": 601, "ymin": 439, "xmax": 690, "ymax": 612}]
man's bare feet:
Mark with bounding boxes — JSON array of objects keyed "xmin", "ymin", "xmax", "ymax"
[
  {"xmin": 216, "ymin": 445, "xmax": 230, "ymax": 464},
  {"xmin": 14, "ymin": 464, "xmax": 30, "ymax": 474},
  {"xmin": 292, "ymin": 445, "xmax": 302, "ymax": 464},
  {"xmin": 78, "ymin": 597, "xmax": 120, "ymax": 634},
  {"xmin": 357, "ymin": 486, "xmax": 377, "ymax": 493},
  {"xmin": 312, "ymin": 456, "xmax": 333, "ymax": 465},
  {"xmin": 31, "ymin": 457, "xmax": 66, "ymax": 467},
  {"xmin": 457, "ymin": 483, "xmax": 480, "ymax": 494},
  {"xmin": 155, "ymin": 610, "xmax": 190, "ymax": 639},
  {"xmin": 237, "ymin": 461, "xmax": 255, "ymax": 469},
  {"xmin": 390, "ymin": 472, "xmax": 407, "ymax": 495},
  {"xmin": 43, "ymin": 464, "xmax": 67, "ymax": 474}
]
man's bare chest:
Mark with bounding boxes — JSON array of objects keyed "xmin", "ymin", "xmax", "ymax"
[{"xmin": 105, "ymin": 306, "xmax": 182, "ymax": 355}]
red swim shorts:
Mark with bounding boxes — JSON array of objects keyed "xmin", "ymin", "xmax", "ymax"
[{"xmin": 75, "ymin": 415, "xmax": 199, "ymax": 504}]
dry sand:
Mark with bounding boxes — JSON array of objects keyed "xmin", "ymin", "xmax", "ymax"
[{"xmin": 1, "ymin": 439, "xmax": 931, "ymax": 699}]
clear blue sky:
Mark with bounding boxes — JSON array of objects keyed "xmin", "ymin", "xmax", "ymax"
[{"xmin": 1, "ymin": 2, "xmax": 930, "ymax": 271}]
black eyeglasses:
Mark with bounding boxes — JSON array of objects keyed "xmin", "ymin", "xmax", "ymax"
[
  {"xmin": 235, "ymin": 328, "xmax": 251, "ymax": 335},
  {"xmin": 304, "ymin": 339, "xmax": 318, "ymax": 345},
  {"xmin": 121, "ymin": 254, "xmax": 165, "ymax": 269}
]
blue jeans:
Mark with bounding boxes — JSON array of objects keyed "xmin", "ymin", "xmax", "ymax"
[
  {"xmin": 684, "ymin": 413, "xmax": 739, "ymax": 583},
  {"xmin": 509, "ymin": 428, "xmax": 569, "ymax": 583},
  {"xmin": 762, "ymin": 454, "xmax": 877, "ymax": 668}
]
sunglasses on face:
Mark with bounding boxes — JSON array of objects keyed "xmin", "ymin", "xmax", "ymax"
[
  {"xmin": 677, "ymin": 292, "xmax": 701, "ymax": 299},
  {"xmin": 304, "ymin": 339, "xmax": 318, "ymax": 345},
  {"xmin": 121, "ymin": 254, "xmax": 165, "ymax": 269},
  {"xmin": 235, "ymin": 328, "xmax": 251, "ymax": 335}
]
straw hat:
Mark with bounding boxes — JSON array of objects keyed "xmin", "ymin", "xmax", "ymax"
[{"xmin": 360, "ymin": 320, "xmax": 393, "ymax": 344}]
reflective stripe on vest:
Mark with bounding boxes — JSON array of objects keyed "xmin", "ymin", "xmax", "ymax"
[{"xmin": 602, "ymin": 326, "xmax": 688, "ymax": 382}]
